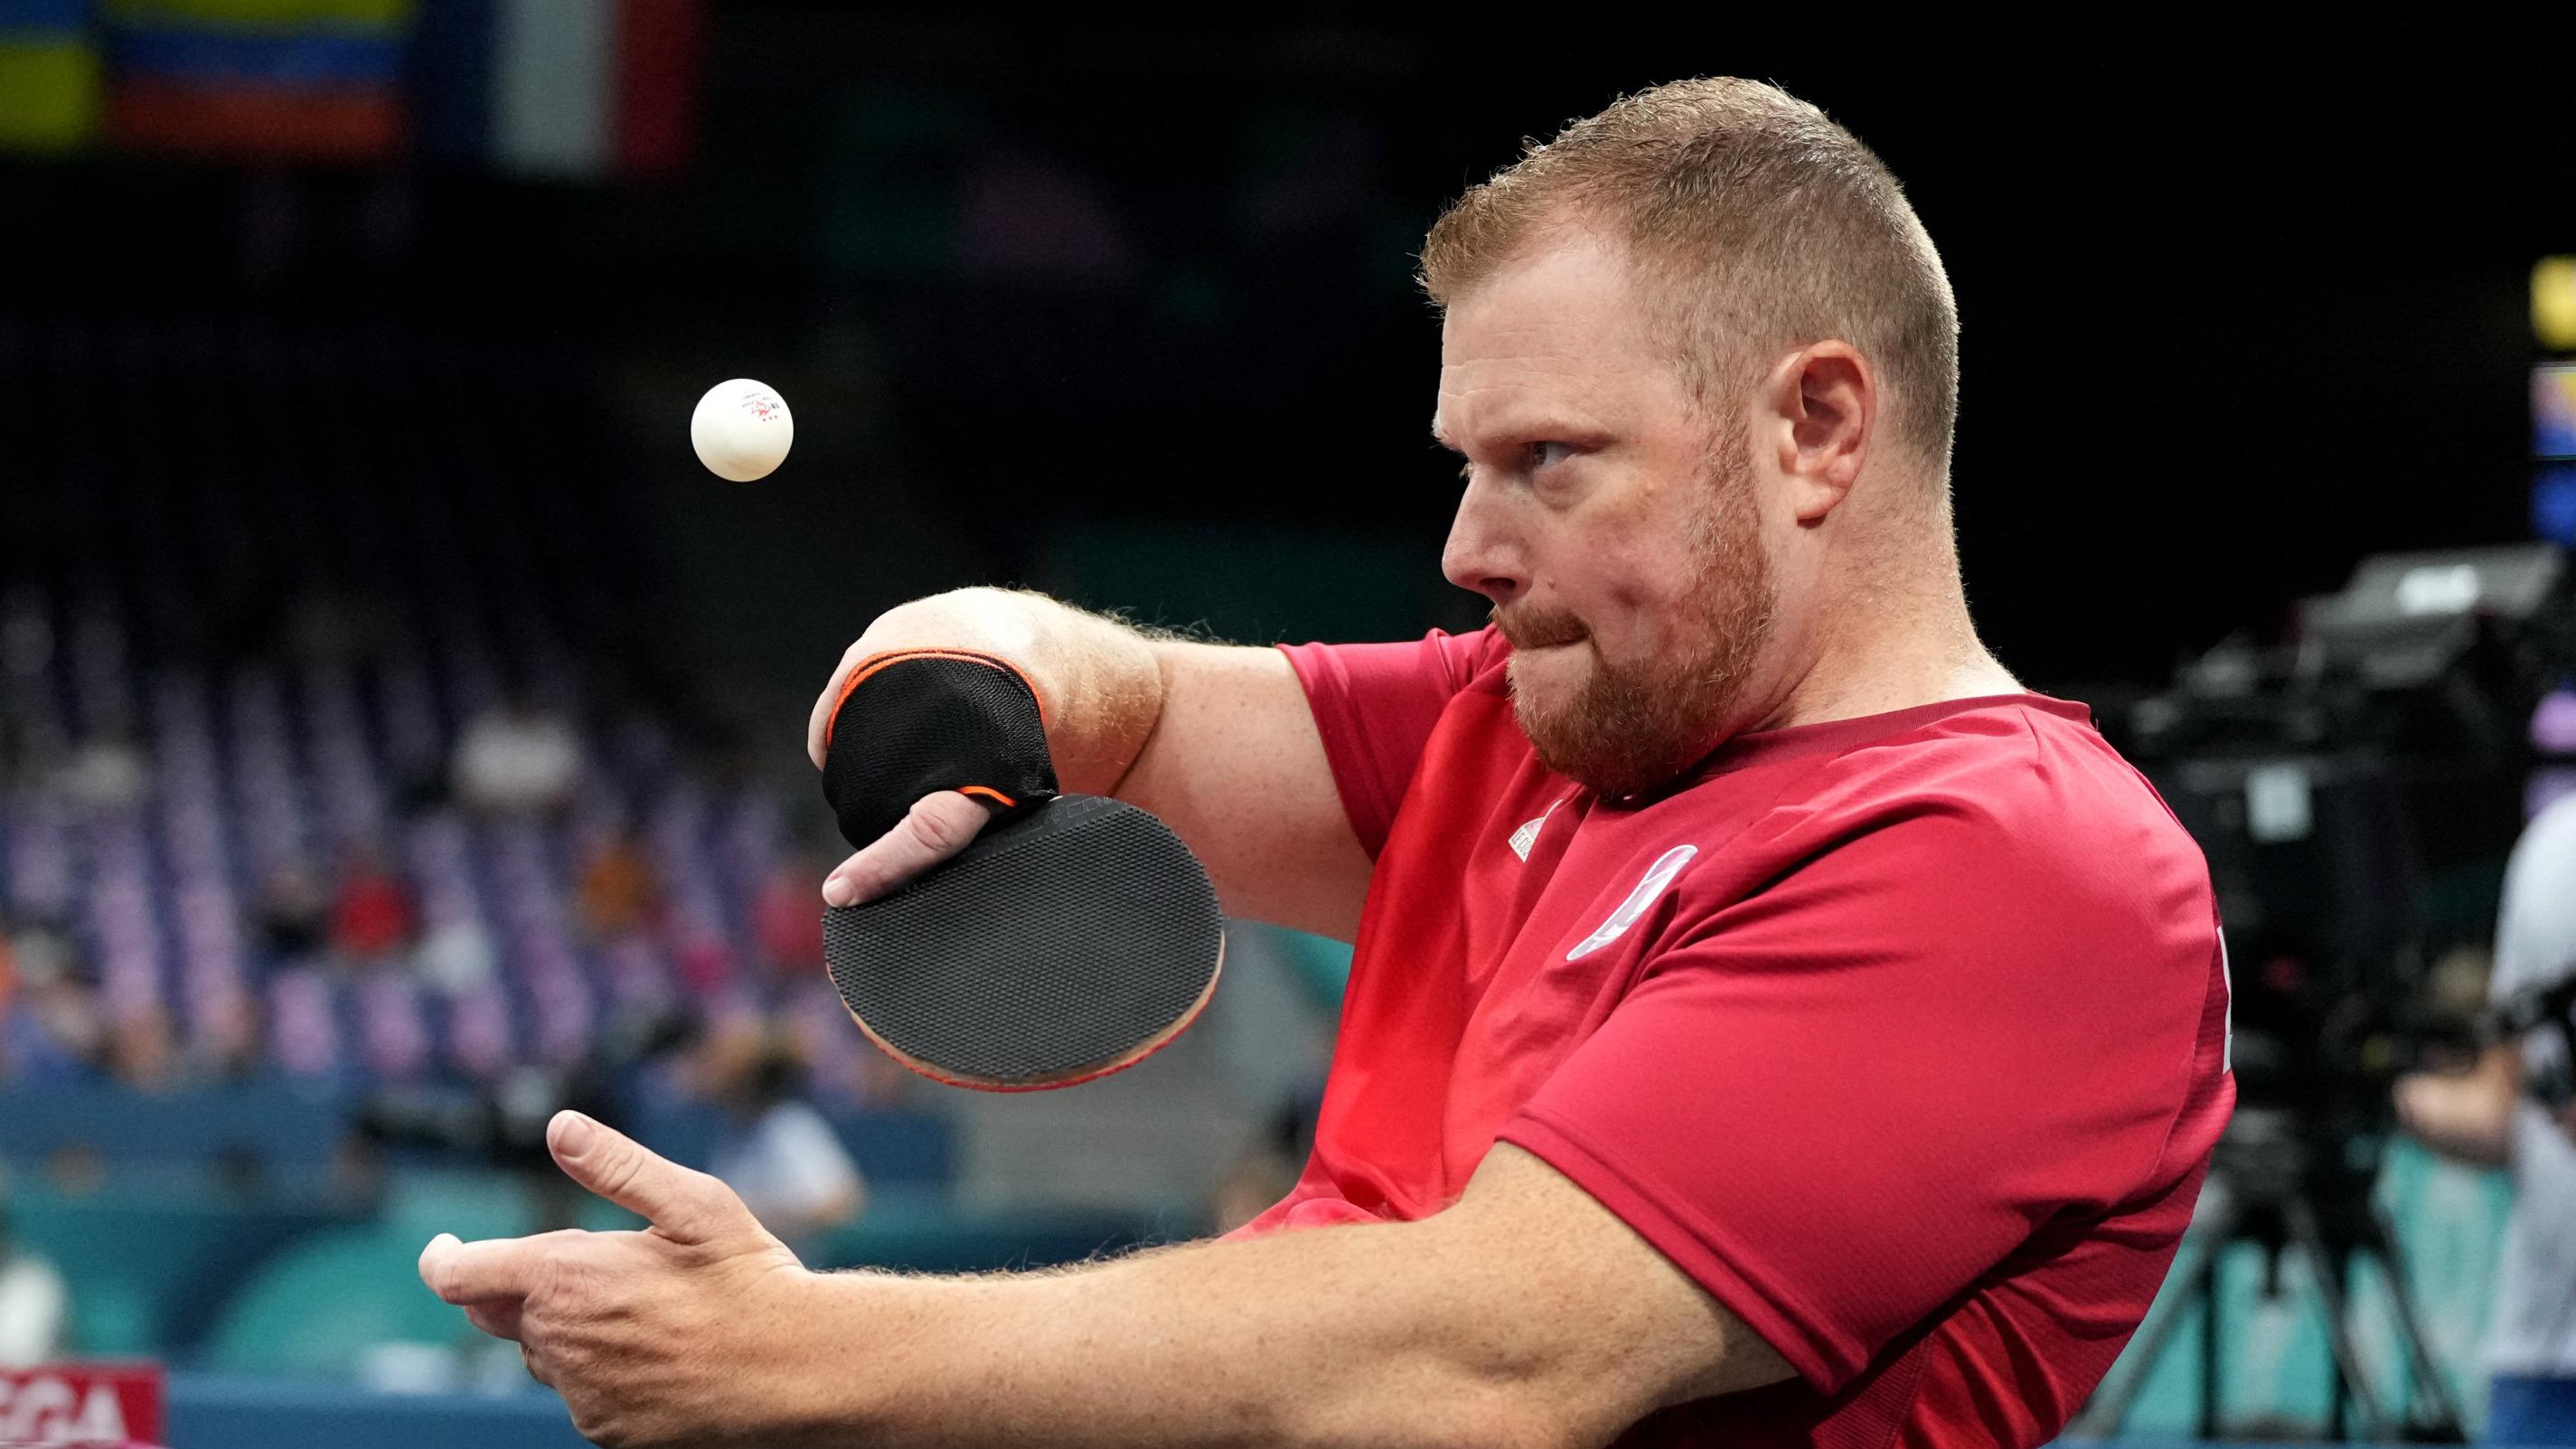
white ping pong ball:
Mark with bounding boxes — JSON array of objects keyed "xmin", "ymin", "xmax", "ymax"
[{"xmin": 690, "ymin": 379, "xmax": 794, "ymax": 482}]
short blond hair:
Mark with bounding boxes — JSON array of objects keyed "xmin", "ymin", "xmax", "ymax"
[{"xmin": 1420, "ymin": 78, "xmax": 1959, "ymax": 474}]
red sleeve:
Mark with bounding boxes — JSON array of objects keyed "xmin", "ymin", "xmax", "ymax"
[
  {"xmin": 1496, "ymin": 793, "xmax": 2223, "ymax": 1394},
  {"xmin": 1276, "ymin": 629, "xmax": 1505, "ymax": 858}
]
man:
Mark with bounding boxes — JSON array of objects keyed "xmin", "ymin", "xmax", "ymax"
[
  {"xmin": 420, "ymin": 77, "xmax": 2233, "ymax": 1447},
  {"xmin": 702, "ymin": 1024, "xmax": 869, "ymax": 1252},
  {"xmin": 2396, "ymin": 793, "xmax": 2576, "ymax": 1444}
]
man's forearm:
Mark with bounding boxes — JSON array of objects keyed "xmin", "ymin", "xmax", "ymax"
[{"xmin": 787, "ymin": 1221, "xmax": 1555, "ymax": 1449}]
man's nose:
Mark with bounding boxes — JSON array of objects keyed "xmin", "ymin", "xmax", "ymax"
[{"xmin": 1441, "ymin": 485, "xmax": 1527, "ymax": 605}]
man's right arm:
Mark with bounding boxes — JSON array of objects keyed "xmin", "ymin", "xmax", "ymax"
[{"xmin": 806, "ymin": 588, "xmax": 1374, "ymax": 941}]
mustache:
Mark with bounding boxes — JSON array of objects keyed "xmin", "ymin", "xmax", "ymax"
[{"xmin": 1490, "ymin": 603, "xmax": 1587, "ymax": 651}]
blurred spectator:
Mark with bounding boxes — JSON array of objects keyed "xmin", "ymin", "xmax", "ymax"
[
  {"xmin": 676, "ymin": 928, "xmax": 738, "ymax": 1000},
  {"xmin": 752, "ymin": 852, "xmax": 828, "ymax": 978},
  {"xmin": 10, "ymin": 919, "xmax": 74, "ymax": 994},
  {"xmin": 1, "ymin": 923, "xmax": 101, "ymax": 1082},
  {"xmin": 52, "ymin": 728, "xmax": 147, "ymax": 812},
  {"xmin": 0, "ymin": 1199, "xmax": 65, "ymax": 1367},
  {"xmin": 255, "ymin": 861, "xmax": 331, "ymax": 964},
  {"xmin": 451, "ymin": 691, "xmax": 582, "ymax": 816},
  {"xmin": 414, "ymin": 914, "xmax": 498, "ymax": 995},
  {"xmin": 192, "ymin": 985, "xmax": 263, "ymax": 1081},
  {"xmin": 329, "ymin": 849, "xmax": 416, "ymax": 970},
  {"xmin": 2395, "ymin": 793, "xmax": 2576, "ymax": 1444},
  {"xmin": 578, "ymin": 828, "xmax": 663, "ymax": 941},
  {"xmin": 103, "ymin": 1004, "xmax": 177, "ymax": 1093},
  {"xmin": 703, "ymin": 1025, "xmax": 865, "ymax": 1247}
]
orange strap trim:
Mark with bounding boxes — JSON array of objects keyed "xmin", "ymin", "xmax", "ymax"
[
  {"xmin": 956, "ymin": 786, "xmax": 1017, "ymax": 808},
  {"xmin": 822, "ymin": 647, "xmax": 1051, "ymax": 752}
]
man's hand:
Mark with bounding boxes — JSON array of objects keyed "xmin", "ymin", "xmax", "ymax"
[
  {"xmin": 819, "ymin": 789, "xmax": 990, "ymax": 908},
  {"xmin": 418, "ymin": 1111, "xmax": 824, "ymax": 1448},
  {"xmin": 804, "ymin": 589, "xmax": 1138, "ymax": 911}
]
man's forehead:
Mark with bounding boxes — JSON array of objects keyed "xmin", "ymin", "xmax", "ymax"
[{"xmin": 1433, "ymin": 238, "xmax": 1660, "ymax": 444}]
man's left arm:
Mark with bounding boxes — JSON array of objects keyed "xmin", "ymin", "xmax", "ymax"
[{"xmin": 420, "ymin": 1112, "xmax": 1791, "ymax": 1449}]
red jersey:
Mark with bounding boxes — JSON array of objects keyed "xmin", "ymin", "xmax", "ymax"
[{"xmin": 1238, "ymin": 628, "xmax": 2232, "ymax": 1448}]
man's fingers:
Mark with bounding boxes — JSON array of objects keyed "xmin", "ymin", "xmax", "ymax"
[
  {"xmin": 547, "ymin": 1110, "xmax": 753, "ymax": 1247},
  {"xmin": 419, "ymin": 1231, "xmax": 548, "ymax": 1305},
  {"xmin": 821, "ymin": 791, "xmax": 990, "ymax": 907}
]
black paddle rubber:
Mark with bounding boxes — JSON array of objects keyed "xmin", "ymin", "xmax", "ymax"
[
  {"xmin": 824, "ymin": 795, "xmax": 1223, "ymax": 1089},
  {"xmin": 820, "ymin": 651, "xmax": 1226, "ymax": 1090}
]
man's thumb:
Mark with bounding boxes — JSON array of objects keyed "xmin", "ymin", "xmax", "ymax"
[{"xmin": 548, "ymin": 1110, "xmax": 747, "ymax": 1246}]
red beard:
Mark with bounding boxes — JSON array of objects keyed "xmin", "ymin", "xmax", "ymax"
[{"xmin": 1495, "ymin": 422, "xmax": 1777, "ymax": 795}]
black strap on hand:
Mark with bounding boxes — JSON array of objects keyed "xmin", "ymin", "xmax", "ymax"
[{"xmin": 820, "ymin": 650, "xmax": 1060, "ymax": 850}]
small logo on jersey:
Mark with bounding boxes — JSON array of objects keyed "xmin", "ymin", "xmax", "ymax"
[
  {"xmin": 1566, "ymin": 843, "xmax": 1698, "ymax": 961},
  {"xmin": 1507, "ymin": 800, "xmax": 1562, "ymax": 861}
]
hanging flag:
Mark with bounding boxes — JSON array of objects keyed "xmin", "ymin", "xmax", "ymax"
[
  {"xmin": 486, "ymin": 0, "xmax": 696, "ymax": 179},
  {"xmin": 104, "ymin": 0, "xmax": 410, "ymax": 162},
  {"xmin": 0, "ymin": 0, "xmax": 103, "ymax": 154},
  {"xmin": 489, "ymin": 0, "xmax": 607, "ymax": 174},
  {"xmin": 610, "ymin": 0, "xmax": 695, "ymax": 175},
  {"xmin": 2, "ymin": 0, "xmax": 700, "ymax": 174}
]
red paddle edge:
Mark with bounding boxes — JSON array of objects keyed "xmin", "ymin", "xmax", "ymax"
[{"xmin": 837, "ymin": 934, "xmax": 1226, "ymax": 1093}]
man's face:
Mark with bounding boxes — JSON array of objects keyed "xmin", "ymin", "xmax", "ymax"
[{"xmin": 1434, "ymin": 235, "xmax": 1780, "ymax": 796}]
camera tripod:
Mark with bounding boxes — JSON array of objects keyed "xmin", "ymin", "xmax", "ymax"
[{"xmin": 2070, "ymin": 1108, "xmax": 2468, "ymax": 1443}]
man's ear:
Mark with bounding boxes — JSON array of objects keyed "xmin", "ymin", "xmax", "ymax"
[{"xmin": 1762, "ymin": 342, "xmax": 1873, "ymax": 525}]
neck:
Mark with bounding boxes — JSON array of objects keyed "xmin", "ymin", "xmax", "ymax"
[{"xmin": 1753, "ymin": 526, "xmax": 2020, "ymax": 733}]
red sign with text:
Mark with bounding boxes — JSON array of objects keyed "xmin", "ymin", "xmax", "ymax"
[{"xmin": 0, "ymin": 1364, "xmax": 164, "ymax": 1446}]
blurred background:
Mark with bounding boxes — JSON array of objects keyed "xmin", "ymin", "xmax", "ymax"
[{"xmin": 2, "ymin": 5, "xmax": 2576, "ymax": 1446}]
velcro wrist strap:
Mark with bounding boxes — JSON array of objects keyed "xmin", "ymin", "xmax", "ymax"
[{"xmin": 821, "ymin": 649, "xmax": 1059, "ymax": 849}]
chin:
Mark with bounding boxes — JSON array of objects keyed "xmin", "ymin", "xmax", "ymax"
[
  {"xmin": 1504, "ymin": 648, "xmax": 1584, "ymax": 719},
  {"xmin": 1508, "ymin": 645, "xmax": 1734, "ymax": 798}
]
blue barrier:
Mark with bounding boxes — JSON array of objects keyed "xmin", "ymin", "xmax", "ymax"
[
  {"xmin": 168, "ymin": 1374, "xmax": 587, "ymax": 1449},
  {"xmin": 9, "ymin": 1181, "xmax": 360, "ymax": 1356},
  {"xmin": 0, "ymin": 1080, "xmax": 353, "ymax": 1169},
  {"xmin": 0, "ymin": 1081, "xmax": 960, "ymax": 1192}
]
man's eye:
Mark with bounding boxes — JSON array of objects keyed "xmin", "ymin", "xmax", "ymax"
[{"xmin": 1529, "ymin": 441, "xmax": 1576, "ymax": 471}]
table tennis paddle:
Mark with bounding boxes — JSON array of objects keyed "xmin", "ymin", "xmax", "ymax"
[{"xmin": 819, "ymin": 649, "xmax": 1224, "ymax": 1091}]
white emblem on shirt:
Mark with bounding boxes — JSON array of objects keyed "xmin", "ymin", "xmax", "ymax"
[
  {"xmin": 1507, "ymin": 799, "xmax": 1563, "ymax": 861},
  {"xmin": 1565, "ymin": 844, "xmax": 1699, "ymax": 961}
]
